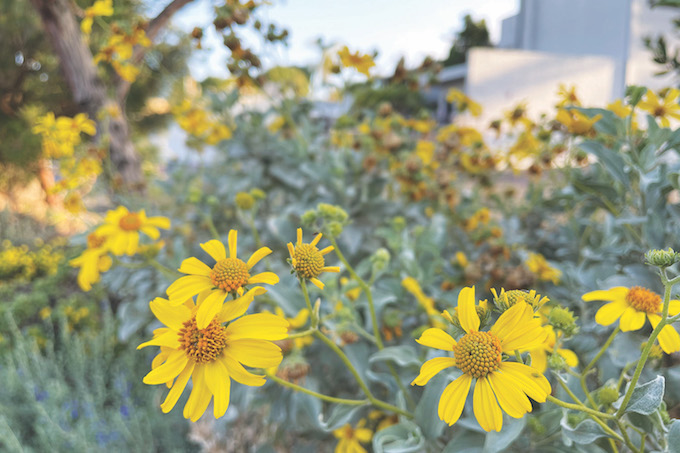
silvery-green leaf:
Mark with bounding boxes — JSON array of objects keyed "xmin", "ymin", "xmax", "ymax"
[{"xmin": 615, "ymin": 376, "xmax": 664, "ymax": 415}]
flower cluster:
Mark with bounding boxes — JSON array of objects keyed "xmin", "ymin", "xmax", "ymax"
[
  {"xmin": 172, "ymin": 100, "xmax": 233, "ymax": 146},
  {"xmin": 0, "ymin": 239, "xmax": 64, "ymax": 285},
  {"xmin": 94, "ymin": 25, "xmax": 151, "ymax": 82}
]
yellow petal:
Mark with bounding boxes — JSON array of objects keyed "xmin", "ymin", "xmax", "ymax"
[
  {"xmin": 200, "ymin": 239, "xmax": 227, "ymax": 262},
  {"xmin": 648, "ymin": 314, "xmax": 680, "ymax": 353},
  {"xmin": 161, "ymin": 362, "xmax": 195, "ymax": 413},
  {"xmin": 488, "ymin": 371, "xmax": 532, "ymax": 418},
  {"xmin": 415, "ymin": 328, "xmax": 456, "ymax": 351},
  {"xmin": 247, "ymin": 247, "xmax": 272, "ymax": 269},
  {"xmin": 619, "ymin": 306, "xmax": 645, "ymax": 332},
  {"xmin": 595, "ymin": 300, "xmax": 629, "ymax": 326},
  {"xmin": 196, "ymin": 290, "xmax": 227, "ymax": 329},
  {"xmin": 287, "ymin": 243, "xmax": 295, "ymax": 259},
  {"xmin": 137, "ymin": 329, "xmax": 180, "ymax": 350},
  {"xmin": 183, "ymin": 365, "xmax": 212, "ymax": 422},
  {"xmin": 143, "ymin": 350, "xmax": 188, "ymax": 385},
  {"xmin": 669, "ymin": 300, "xmax": 680, "ymax": 317},
  {"xmin": 226, "ymin": 312, "xmax": 289, "ymax": 340},
  {"xmin": 310, "ymin": 233, "xmax": 322, "ymax": 247},
  {"xmin": 204, "ymin": 360, "xmax": 231, "ymax": 418},
  {"xmin": 319, "ymin": 246, "xmax": 334, "ymax": 255},
  {"xmin": 126, "ymin": 232, "xmax": 139, "ymax": 256},
  {"xmin": 321, "ymin": 266, "xmax": 340, "ymax": 273},
  {"xmin": 438, "ymin": 373, "xmax": 472, "ymax": 425},
  {"xmin": 217, "ymin": 287, "xmax": 264, "ymax": 323},
  {"xmin": 225, "ymin": 339, "xmax": 283, "ymax": 368},
  {"xmin": 178, "ymin": 257, "xmax": 212, "ymax": 276},
  {"xmin": 248, "ymin": 272, "xmax": 280, "ymax": 285},
  {"xmin": 296, "ymin": 228, "xmax": 302, "ymax": 246},
  {"xmin": 166, "ymin": 275, "xmax": 213, "ymax": 303},
  {"xmin": 582, "ymin": 287, "xmax": 628, "ymax": 302},
  {"xmin": 473, "ymin": 377, "xmax": 503, "ymax": 432},
  {"xmin": 149, "ymin": 297, "xmax": 191, "ymax": 330},
  {"xmin": 139, "ymin": 226, "xmax": 160, "ymax": 240},
  {"xmin": 355, "ymin": 428, "xmax": 373, "ymax": 442},
  {"xmin": 558, "ymin": 348, "xmax": 579, "ymax": 367},
  {"xmin": 310, "ymin": 278, "xmax": 325, "ymax": 289},
  {"xmin": 146, "ymin": 216, "xmax": 171, "ymax": 229},
  {"xmin": 529, "ymin": 348, "xmax": 548, "ymax": 373},
  {"xmin": 497, "ymin": 362, "xmax": 551, "ymax": 402},
  {"xmin": 228, "ymin": 230, "xmax": 238, "ymax": 258},
  {"xmin": 491, "ymin": 302, "xmax": 532, "ymax": 343},
  {"xmin": 457, "ymin": 286, "xmax": 479, "ymax": 333},
  {"xmin": 411, "ymin": 357, "xmax": 456, "ymax": 386},
  {"xmin": 222, "ymin": 353, "xmax": 266, "ymax": 386}
]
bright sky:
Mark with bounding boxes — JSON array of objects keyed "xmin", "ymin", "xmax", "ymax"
[{"xmin": 172, "ymin": 0, "xmax": 519, "ymax": 80}]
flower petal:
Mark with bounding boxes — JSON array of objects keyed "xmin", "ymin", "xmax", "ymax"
[
  {"xmin": 218, "ymin": 287, "xmax": 266, "ymax": 323},
  {"xmin": 200, "ymin": 240, "xmax": 227, "ymax": 262},
  {"xmin": 595, "ymin": 300, "xmax": 629, "ymax": 326},
  {"xmin": 411, "ymin": 357, "xmax": 456, "ymax": 386},
  {"xmin": 415, "ymin": 328, "xmax": 456, "ymax": 351},
  {"xmin": 619, "ymin": 306, "xmax": 646, "ymax": 332},
  {"xmin": 438, "ymin": 373, "xmax": 472, "ymax": 426},
  {"xmin": 228, "ymin": 230, "xmax": 238, "ymax": 258},
  {"xmin": 137, "ymin": 329, "xmax": 180, "ymax": 350},
  {"xmin": 246, "ymin": 247, "xmax": 272, "ymax": 269},
  {"xmin": 149, "ymin": 297, "xmax": 192, "ymax": 330},
  {"xmin": 558, "ymin": 348, "xmax": 579, "ymax": 367},
  {"xmin": 488, "ymin": 371, "xmax": 532, "ymax": 418},
  {"xmin": 161, "ymin": 362, "xmax": 195, "ymax": 413},
  {"xmin": 183, "ymin": 365, "xmax": 212, "ymax": 422},
  {"xmin": 497, "ymin": 362, "xmax": 551, "ymax": 402},
  {"xmin": 196, "ymin": 290, "xmax": 228, "ymax": 329},
  {"xmin": 490, "ymin": 301, "xmax": 528, "ymax": 341},
  {"xmin": 146, "ymin": 216, "xmax": 171, "ymax": 229},
  {"xmin": 226, "ymin": 312, "xmax": 289, "ymax": 340},
  {"xmin": 309, "ymin": 278, "xmax": 325, "ymax": 290},
  {"xmin": 178, "ymin": 257, "xmax": 212, "ymax": 276},
  {"xmin": 669, "ymin": 300, "xmax": 680, "ymax": 317},
  {"xmin": 457, "ymin": 286, "xmax": 479, "ymax": 333},
  {"xmin": 222, "ymin": 353, "xmax": 266, "ymax": 386},
  {"xmin": 648, "ymin": 314, "xmax": 680, "ymax": 353},
  {"xmin": 248, "ymin": 272, "xmax": 280, "ymax": 285},
  {"xmin": 582, "ymin": 287, "xmax": 628, "ymax": 302},
  {"xmin": 204, "ymin": 360, "xmax": 231, "ymax": 418},
  {"xmin": 225, "ymin": 339, "xmax": 283, "ymax": 368},
  {"xmin": 474, "ymin": 377, "xmax": 503, "ymax": 432},
  {"xmin": 143, "ymin": 350, "xmax": 188, "ymax": 385},
  {"xmin": 166, "ymin": 275, "xmax": 213, "ymax": 304}
]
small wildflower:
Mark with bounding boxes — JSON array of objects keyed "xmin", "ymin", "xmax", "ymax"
[
  {"xmin": 288, "ymin": 228, "xmax": 340, "ymax": 289},
  {"xmin": 491, "ymin": 288, "xmax": 549, "ymax": 312},
  {"xmin": 525, "ymin": 253, "xmax": 561, "ymax": 284},
  {"xmin": 337, "ymin": 46, "xmax": 375, "ymax": 77},
  {"xmin": 638, "ymin": 88, "xmax": 680, "ymax": 127},
  {"xmin": 235, "ymin": 192, "xmax": 255, "ymax": 210},
  {"xmin": 333, "ymin": 419, "xmax": 373, "ymax": 453},
  {"xmin": 95, "ymin": 206, "xmax": 170, "ymax": 256}
]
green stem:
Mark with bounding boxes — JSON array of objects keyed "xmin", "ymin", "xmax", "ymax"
[
  {"xmin": 266, "ymin": 373, "xmax": 369, "ymax": 406},
  {"xmin": 583, "ymin": 326, "xmax": 620, "ymax": 374},
  {"xmin": 328, "ymin": 236, "xmax": 415, "ymax": 410},
  {"xmin": 616, "ymin": 278, "xmax": 672, "ymax": 418},
  {"xmin": 287, "ymin": 328, "xmax": 315, "ymax": 340},
  {"xmin": 300, "ymin": 280, "xmax": 318, "ymax": 327},
  {"xmin": 204, "ymin": 213, "xmax": 221, "ymax": 241},
  {"xmin": 546, "ymin": 395, "xmax": 623, "ymax": 443},
  {"xmin": 615, "ymin": 419, "xmax": 642, "ymax": 453}
]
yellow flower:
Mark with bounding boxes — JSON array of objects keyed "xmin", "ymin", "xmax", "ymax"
[
  {"xmin": 81, "ymin": 0, "xmax": 114, "ymax": 34},
  {"xmin": 638, "ymin": 88, "xmax": 680, "ymax": 127},
  {"xmin": 526, "ymin": 325, "xmax": 578, "ymax": 372},
  {"xmin": 95, "ymin": 206, "xmax": 170, "ymax": 256},
  {"xmin": 287, "ymin": 228, "xmax": 340, "ymax": 289},
  {"xmin": 491, "ymin": 288, "xmax": 549, "ymax": 311},
  {"xmin": 64, "ymin": 192, "xmax": 86, "ymax": 214},
  {"xmin": 582, "ymin": 286, "xmax": 680, "ymax": 353},
  {"xmin": 402, "ymin": 277, "xmax": 446, "ymax": 329},
  {"xmin": 455, "ymin": 251, "xmax": 468, "ymax": 268},
  {"xmin": 166, "ymin": 230, "xmax": 278, "ymax": 328},
  {"xmin": 464, "ymin": 208, "xmax": 491, "ymax": 232},
  {"xmin": 69, "ymin": 232, "xmax": 113, "ymax": 291},
  {"xmin": 525, "ymin": 253, "xmax": 561, "ymax": 284},
  {"xmin": 412, "ymin": 287, "xmax": 550, "ymax": 431},
  {"xmin": 333, "ymin": 419, "xmax": 373, "ymax": 453},
  {"xmin": 275, "ymin": 307, "xmax": 314, "ymax": 349},
  {"xmin": 205, "ymin": 124, "xmax": 233, "ymax": 145},
  {"xmin": 337, "ymin": 46, "xmax": 375, "ymax": 77},
  {"xmin": 555, "ymin": 109, "xmax": 601, "ymax": 136},
  {"xmin": 446, "ymin": 89, "xmax": 482, "ymax": 117},
  {"xmin": 556, "ymin": 84, "xmax": 581, "ymax": 107},
  {"xmin": 138, "ymin": 296, "xmax": 288, "ymax": 421},
  {"xmin": 607, "ymin": 99, "xmax": 632, "ymax": 118},
  {"xmin": 504, "ymin": 103, "xmax": 531, "ymax": 128}
]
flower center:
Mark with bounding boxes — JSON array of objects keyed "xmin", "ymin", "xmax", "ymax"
[
  {"xmin": 343, "ymin": 426, "xmax": 354, "ymax": 439},
  {"xmin": 118, "ymin": 213, "xmax": 142, "ymax": 231},
  {"xmin": 87, "ymin": 233, "xmax": 106, "ymax": 249},
  {"xmin": 454, "ymin": 331, "xmax": 502, "ymax": 378},
  {"xmin": 653, "ymin": 106, "xmax": 667, "ymax": 118},
  {"xmin": 626, "ymin": 286, "xmax": 661, "ymax": 314},
  {"xmin": 178, "ymin": 316, "xmax": 228, "ymax": 363},
  {"xmin": 293, "ymin": 243, "xmax": 325, "ymax": 279},
  {"xmin": 210, "ymin": 258, "xmax": 250, "ymax": 293}
]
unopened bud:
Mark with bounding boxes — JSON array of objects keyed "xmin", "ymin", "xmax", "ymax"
[{"xmin": 645, "ymin": 248, "xmax": 680, "ymax": 268}]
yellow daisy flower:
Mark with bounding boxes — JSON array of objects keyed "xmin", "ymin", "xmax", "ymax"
[
  {"xmin": 337, "ymin": 46, "xmax": 375, "ymax": 77},
  {"xmin": 556, "ymin": 83, "xmax": 581, "ymax": 107},
  {"xmin": 95, "ymin": 206, "xmax": 170, "ymax": 256},
  {"xmin": 412, "ymin": 286, "xmax": 550, "ymax": 432},
  {"xmin": 333, "ymin": 418, "xmax": 373, "ymax": 453},
  {"xmin": 491, "ymin": 288, "xmax": 549, "ymax": 311},
  {"xmin": 525, "ymin": 252, "xmax": 562, "ymax": 284},
  {"xmin": 582, "ymin": 286, "xmax": 680, "ymax": 353},
  {"xmin": 526, "ymin": 325, "xmax": 578, "ymax": 373},
  {"xmin": 138, "ymin": 296, "xmax": 288, "ymax": 421},
  {"xmin": 166, "ymin": 230, "xmax": 278, "ymax": 328},
  {"xmin": 638, "ymin": 88, "xmax": 680, "ymax": 127},
  {"xmin": 287, "ymin": 228, "xmax": 340, "ymax": 289},
  {"xmin": 555, "ymin": 109, "xmax": 601, "ymax": 136},
  {"xmin": 69, "ymin": 232, "xmax": 112, "ymax": 291},
  {"xmin": 607, "ymin": 99, "xmax": 632, "ymax": 118}
]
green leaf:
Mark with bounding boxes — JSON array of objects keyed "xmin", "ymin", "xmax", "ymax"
[
  {"xmin": 616, "ymin": 375, "xmax": 665, "ymax": 415},
  {"xmin": 372, "ymin": 421, "xmax": 426, "ymax": 453},
  {"xmin": 483, "ymin": 417, "xmax": 526, "ymax": 453},
  {"xmin": 318, "ymin": 403, "xmax": 368, "ymax": 431},
  {"xmin": 414, "ymin": 373, "xmax": 448, "ymax": 440},
  {"xmin": 669, "ymin": 419, "xmax": 680, "ymax": 453},
  {"xmin": 560, "ymin": 416, "xmax": 611, "ymax": 444},
  {"xmin": 369, "ymin": 345, "xmax": 421, "ymax": 368},
  {"xmin": 578, "ymin": 141, "xmax": 629, "ymax": 186}
]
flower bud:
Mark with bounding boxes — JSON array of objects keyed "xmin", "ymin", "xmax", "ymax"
[
  {"xmin": 300, "ymin": 210, "xmax": 317, "ymax": 227},
  {"xmin": 549, "ymin": 306, "xmax": 579, "ymax": 337},
  {"xmin": 235, "ymin": 192, "xmax": 255, "ymax": 210},
  {"xmin": 370, "ymin": 248, "xmax": 390, "ymax": 273},
  {"xmin": 596, "ymin": 386, "xmax": 619, "ymax": 406},
  {"xmin": 645, "ymin": 248, "xmax": 680, "ymax": 268}
]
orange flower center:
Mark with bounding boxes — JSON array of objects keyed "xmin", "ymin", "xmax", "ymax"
[
  {"xmin": 87, "ymin": 233, "xmax": 106, "ymax": 248},
  {"xmin": 454, "ymin": 331, "xmax": 502, "ymax": 378},
  {"xmin": 119, "ymin": 213, "xmax": 142, "ymax": 231},
  {"xmin": 178, "ymin": 316, "xmax": 228, "ymax": 363},
  {"xmin": 653, "ymin": 106, "xmax": 666, "ymax": 118},
  {"xmin": 343, "ymin": 425, "xmax": 354, "ymax": 439},
  {"xmin": 626, "ymin": 286, "xmax": 661, "ymax": 314},
  {"xmin": 293, "ymin": 243, "xmax": 325, "ymax": 279},
  {"xmin": 210, "ymin": 258, "xmax": 250, "ymax": 293}
]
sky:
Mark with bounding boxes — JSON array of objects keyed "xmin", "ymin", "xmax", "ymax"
[{"xmin": 172, "ymin": 0, "xmax": 519, "ymax": 80}]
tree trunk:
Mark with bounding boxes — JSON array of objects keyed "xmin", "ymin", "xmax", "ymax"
[{"xmin": 29, "ymin": 0, "xmax": 145, "ymax": 193}]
